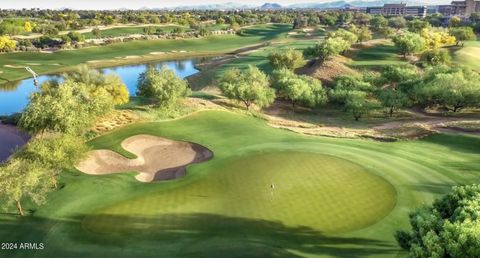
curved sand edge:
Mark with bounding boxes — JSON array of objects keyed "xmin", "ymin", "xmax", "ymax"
[{"xmin": 76, "ymin": 135, "xmax": 213, "ymax": 182}]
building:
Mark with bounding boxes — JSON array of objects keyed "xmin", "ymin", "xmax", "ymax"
[
  {"xmin": 438, "ymin": 0, "xmax": 480, "ymax": 17},
  {"xmin": 366, "ymin": 3, "xmax": 427, "ymax": 17}
]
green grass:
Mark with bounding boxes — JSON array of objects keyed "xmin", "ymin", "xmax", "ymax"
[
  {"xmin": 349, "ymin": 43, "xmax": 405, "ymax": 67},
  {"xmin": 84, "ymin": 152, "xmax": 396, "ymax": 235},
  {"xmin": 1, "ymin": 110, "xmax": 479, "ymax": 258},
  {"xmin": 0, "ymin": 24, "xmax": 292, "ymax": 82},
  {"xmin": 204, "ymin": 23, "xmax": 230, "ymax": 31},
  {"xmin": 82, "ymin": 26, "xmax": 186, "ymax": 39},
  {"xmin": 190, "ymin": 40, "xmax": 317, "ymax": 89},
  {"xmin": 452, "ymin": 40, "xmax": 480, "ymax": 72}
]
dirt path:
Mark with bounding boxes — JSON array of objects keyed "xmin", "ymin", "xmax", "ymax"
[
  {"xmin": 262, "ymin": 101, "xmax": 480, "ymax": 139},
  {"xmin": 374, "ymin": 109, "xmax": 480, "ymax": 135},
  {"xmin": 0, "ymin": 124, "xmax": 30, "ymax": 163}
]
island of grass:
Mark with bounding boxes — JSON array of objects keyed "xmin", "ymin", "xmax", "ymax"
[{"xmin": 1, "ymin": 110, "xmax": 479, "ymax": 258}]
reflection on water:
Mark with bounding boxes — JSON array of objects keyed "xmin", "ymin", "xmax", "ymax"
[
  {"xmin": 0, "ymin": 58, "xmax": 203, "ymax": 115},
  {"xmin": 0, "ymin": 81, "xmax": 21, "ymax": 92}
]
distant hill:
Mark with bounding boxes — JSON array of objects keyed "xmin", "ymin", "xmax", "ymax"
[
  {"xmin": 169, "ymin": 2, "xmax": 254, "ymax": 10},
  {"xmin": 288, "ymin": 0, "xmax": 449, "ymax": 9},
  {"xmin": 142, "ymin": 0, "xmax": 451, "ymax": 11},
  {"xmin": 260, "ymin": 3, "xmax": 283, "ymax": 9}
]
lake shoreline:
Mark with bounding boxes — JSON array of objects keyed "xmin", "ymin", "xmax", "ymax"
[{"xmin": 0, "ymin": 123, "xmax": 30, "ymax": 163}]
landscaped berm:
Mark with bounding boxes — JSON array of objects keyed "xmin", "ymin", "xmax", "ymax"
[{"xmin": 76, "ymin": 135, "xmax": 213, "ymax": 182}]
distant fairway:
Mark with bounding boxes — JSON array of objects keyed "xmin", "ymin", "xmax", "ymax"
[
  {"xmin": 0, "ymin": 24, "xmax": 292, "ymax": 82},
  {"xmin": 453, "ymin": 41, "xmax": 480, "ymax": 72},
  {"xmin": 349, "ymin": 42, "xmax": 405, "ymax": 67},
  {"xmin": 84, "ymin": 152, "xmax": 396, "ymax": 234},
  {"xmin": 82, "ymin": 25, "xmax": 186, "ymax": 39}
]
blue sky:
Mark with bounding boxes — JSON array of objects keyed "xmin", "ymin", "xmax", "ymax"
[{"xmin": 2, "ymin": 0, "xmax": 449, "ymax": 9}]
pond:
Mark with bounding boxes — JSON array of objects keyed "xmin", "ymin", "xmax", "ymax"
[{"xmin": 0, "ymin": 57, "xmax": 208, "ymax": 115}]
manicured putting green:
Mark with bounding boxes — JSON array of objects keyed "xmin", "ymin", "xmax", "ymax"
[{"xmin": 84, "ymin": 151, "xmax": 396, "ymax": 234}]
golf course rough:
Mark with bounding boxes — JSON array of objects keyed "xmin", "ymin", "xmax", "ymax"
[{"xmin": 84, "ymin": 151, "xmax": 396, "ymax": 234}]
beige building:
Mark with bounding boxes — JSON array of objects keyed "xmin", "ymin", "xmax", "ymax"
[
  {"xmin": 366, "ymin": 3, "xmax": 427, "ymax": 17},
  {"xmin": 438, "ymin": 0, "xmax": 480, "ymax": 17}
]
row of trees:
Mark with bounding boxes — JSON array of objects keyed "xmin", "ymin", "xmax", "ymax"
[
  {"xmin": 391, "ymin": 26, "xmax": 476, "ymax": 59},
  {"xmin": 305, "ymin": 28, "xmax": 360, "ymax": 63},
  {"xmin": 0, "ymin": 9, "xmax": 296, "ymax": 37},
  {"xmin": 218, "ymin": 44, "xmax": 480, "ymax": 120},
  {"xmin": 0, "ymin": 66, "xmax": 131, "ymax": 215},
  {"xmin": 330, "ymin": 64, "xmax": 480, "ymax": 120}
]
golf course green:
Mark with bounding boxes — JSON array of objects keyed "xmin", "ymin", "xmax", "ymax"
[
  {"xmin": 1, "ymin": 110, "xmax": 478, "ymax": 258},
  {"xmin": 84, "ymin": 152, "xmax": 396, "ymax": 234}
]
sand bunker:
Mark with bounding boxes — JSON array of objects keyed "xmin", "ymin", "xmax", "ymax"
[{"xmin": 76, "ymin": 135, "xmax": 213, "ymax": 182}]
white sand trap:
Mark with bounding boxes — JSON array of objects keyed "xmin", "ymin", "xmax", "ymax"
[
  {"xmin": 76, "ymin": 135, "xmax": 213, "ymax": 182},
  {"xmin": 4, "ymin": 65, "xmax": 23, "ymax": 69}
]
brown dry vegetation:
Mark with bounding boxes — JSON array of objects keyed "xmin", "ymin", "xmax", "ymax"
[{"xmin": 297, "ymin": 55, "xmax": 359, "ymax": 85}]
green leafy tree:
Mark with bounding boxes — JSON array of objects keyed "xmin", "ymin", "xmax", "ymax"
[
  {"xmin": 218, "ymin": 66, "xmax": 275, "ymax": 110},
  {"xmin": 380, "ymin": 64, "xmax": 418, "ymax": 88},
  {"xmin": 379, "ymin": 27, "xmax": 395, "ymax": 38},
  {"xmin": 91, "ymin": 27, "xmax": 101, "ymax": 38},
  {"xmin": 392, "ymin": 32, "xmax": 426, "ymax": 57},
  {"xmin": 309, "ymin": 37, "xmax": 350, "ymax": 63},
  {"xmin": 378, "ymin": 89, "xmax": 410, "ymax": 117},
  {"xmin": 352, "ymin": 26, "xmax": 372, "ymax": 43},
  {"xmin": 449, "ymin": 27, "xmax": 477, "ymax": 46},
  {"xmin": 137, "ymin": 65, "xmax": 190, "ymax": 108},
  {"xmin": 413, "ymin": 66, "xmax": 480, "ymax": 112},
  {"xmin": 64, "ymin": 65, "xmax": 129, "ymax": 105},
  {"xmin": 273, "ymin": 69, "xmax": 327, "ymax": 108},
  {"xmin": 17, "ymin": 135, "xmax": 89, "ymax": 188},
  {"xmin": 370, "ymin": 16, "xmax": 388, "ymax": 31},
  {"xmin": 328, "ymin": 29, "xmax": 358, "ymax": 44},
  {"xmin": 408, "ymin": 19, "xmax": 430, "ymax": 33},
  {"xmin": 330, "ymin": 75, "xmax": 377, "ymax": 120},
  {"xmin": 0, "ymin": 158, "xmax": 53, "ymax": 216},
  {"xmin": 268, "ymin": 48, "xmax": 306, "ymax": 71},
  {"xmin": 420, "ymin": 49, "xmax": 452, "ymax": 66},
  {"xmin": 344, "ymin": 92, "xmax": 379, "ymax": 121},
  {"xmin": 388, "ymin": 16, "xmax": 407, "ymax": 30},
  {"xmin": 143, "ymin": 26, "xmax": 156, "ymax": 35},
  {"xmin": 449, "ymin": 16, "xmax": 462, "ymax": 27},
  {"xmin": 395, "ymin": 184, "xmax": 480, "ymax": 258},
  {"xmin": 66, "ymin": 31, "xmax": 85, "ymax": 42},
  {"xmin": 19, "ymin": 80, "xmax": 113, "ymax": 135}
]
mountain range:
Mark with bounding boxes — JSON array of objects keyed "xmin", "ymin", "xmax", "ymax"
[{"xmin": 166, "ymin": 0, "xmax": 451, "ymax": 10}]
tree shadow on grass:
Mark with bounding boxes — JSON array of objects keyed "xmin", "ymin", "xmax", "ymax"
[
  {"xmin": 403, "ymin": 182, "xmax": 456, "ymax": 195},
  {"xmin": 420, "ymin": 133, "xmax": 480, "ymax": 154},
  {"xmin": 0, "ymin": 213, "xmax": 399, "ymax": 258},
  {"xmin": 77, "ymin": 213, "xmax": 397, "ymax": 258}
]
